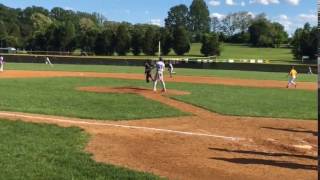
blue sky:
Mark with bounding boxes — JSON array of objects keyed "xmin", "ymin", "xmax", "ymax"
[{"xmin": 0, "ymin": 0, "xmax": 316, "ymax": 35}]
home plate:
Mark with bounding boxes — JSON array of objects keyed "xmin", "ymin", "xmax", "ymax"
[{"xmin": 292, "ymin": 144, "xmax": 313, "ymax": 150}]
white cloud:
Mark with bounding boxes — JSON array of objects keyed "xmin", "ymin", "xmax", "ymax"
[
  {"xmin": 150, "ymin": 19, "xmax": 161, "ymax": 26},
  {"xmin": 273, "ymin": 13, "xmax": 316, "ymax": 36},
  {"xmin": 241, "ymin": 1, "xmax": 246, "ymax": 6},
  {"xmin": 279, "ymin": 14, "xmax": 289, "ymax": 20},
  {"xmin": 225, "ymin": 0, "xmax": 236, "ymax": 6},
  {"xmin": 248, "ymin": 11, "xmax": 256, "ymax": 18},
  {"xmin": 209, "ymin": 0, "xmax": 221, "ymax": 6},
  {"xmin": 64, "ymin": 7, "xmax": 74, "ymax": 10},
  {"xmin": 284, "ymin": 0, "xmax": 300, "ymax": 5},
  {"xmin": 210, "ymin": 13, "xmax": 226, "ymax": 20},
  {"xmin": 249, "ymin": 0, "xmax": 279, "ymax": 5},
  {"xmin": 298, "ymin": 13, "xmax": 317, "ymax": 23},
  {"xmin": 273, "ymin": 14, "xmax": 292, "ymax": 33}
]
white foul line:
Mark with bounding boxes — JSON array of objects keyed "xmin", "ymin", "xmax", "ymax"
[{"xmin": 0, "ymin": 112, "xmax": 246, "ymax": 142}]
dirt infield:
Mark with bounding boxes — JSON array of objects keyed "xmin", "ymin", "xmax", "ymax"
[
  {"xmin": 0, "ymin": 71, "xmax": 317, "ymax": 179},
  {"xmin": 0, "ymin": 70, "xmax": 316, "ymax": 90}
]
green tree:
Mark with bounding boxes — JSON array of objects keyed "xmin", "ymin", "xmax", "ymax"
[
  {"xmin": 291, "ymin": 23, "xmax": 318, "ymax": 60},
  {"xmin": 115, "ymin": 24, "xmax": 131, "ymax": 55},
  {"xmin": 172, "ymin": 26, "xmax": 190, "ymax": 55},
  {"xmin": 270, "ymin": 22, "xmax": 288, "ymax": 48},
  {"xmin": 30, "ymin": 12, "xmax": 53, "ymax": 34},
  {"xmin": 142, "ymin": 27, "xmax": 159, "ymax": 55},
  {"xmin": 130, "ymin": 25, "xmax": 145, "ymax": 55},
  {"xmin": 0, "ymin": 21, "xmax": 7, "ymax": 47},
  {"xmin": 248, "ymin": 18, "xmax": 272, "ymax": 47},
  {"xmin": 4, "ymin": 35, "xmax": 19, "ymax": 47},
  {"xmin": 201, "ymin": 33, "xmax": 221, "ymax": 56},
  {"xmin": 210, "ymin": 17, "xmax": 220, "ymax": 33},
  {"xmin": 78, "ymin": 28, "xmax": 98, "ymax": 52},
  {"xmin": 160, "ymin": 27, "xmax": 173, "ymax": 55},
  {"xmin": 63, "ymin": 21, "xmax": 76, "ymax": 51},
  {"xmin": 94, "ymin": 29, "xmax": 115, "ymax": 55},
  {"xmin": 189, "ymin": 0, "xmax": 210, "ymax": 39},
  {"xmin": 165, "ymin": 4, "xmax": 190, "ymax": 30}
]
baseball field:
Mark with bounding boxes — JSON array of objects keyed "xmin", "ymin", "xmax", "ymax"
[{"xmin": 0, "ymin": 62, "xmax": 317, "ymax": 180}]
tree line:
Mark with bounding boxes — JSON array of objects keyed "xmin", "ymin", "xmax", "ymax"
[{"xmin": 0, "ymin": 0, "xmax": 317, "ymax": 59}]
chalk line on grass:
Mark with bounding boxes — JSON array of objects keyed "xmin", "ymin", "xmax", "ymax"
[{"xmin": 0, "ymin": 112, "xmax": 245, "ymax": 142}]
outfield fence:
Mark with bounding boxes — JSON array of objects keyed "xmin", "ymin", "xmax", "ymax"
[{"xmin": 1, "ymin": 54, "xmax": 317, "ymax": 73}]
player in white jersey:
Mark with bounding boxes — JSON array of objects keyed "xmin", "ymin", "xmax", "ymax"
[
  {"xmin": 45, "ymin": 56, "xmax": 53, "ymax": 66},
  {"xmin": 0, "ymin": 56, "xmax": 4, "ymax": 72},
  {"xmin": 168, "ymin": 61, "xmax": 175, "ymax": 78},
  {"xmin": 153, "ymin": 57, "xmax": 166, "ymax": 92}
]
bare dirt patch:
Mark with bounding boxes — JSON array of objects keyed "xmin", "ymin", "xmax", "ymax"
[{"xmin": 0, "ymin": 71, "xmax": 317, "ymax": 179}]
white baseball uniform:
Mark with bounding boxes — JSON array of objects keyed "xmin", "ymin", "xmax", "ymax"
[
  {"xmin": 153, "ymin": 61, "xmax": 166, "ymax": 92},
  {"xmin": 0, "ymin": 56, "xmax": 4, "ymax": 72},
  {"xmin": 45, "ymin": 57, "xmax": 53, "ymax": 66}
]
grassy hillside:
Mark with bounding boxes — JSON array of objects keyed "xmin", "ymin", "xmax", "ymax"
[
  {"xmin": 15, "ymin": 43, "xmax": 296, "ymax": 63},
  {"xmin": 185, "ymin": 43, "xmax": 294, "ymax": 62}
]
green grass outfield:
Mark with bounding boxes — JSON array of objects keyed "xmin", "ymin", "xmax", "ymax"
[
  {"xmin": 0, "ymin": 78, "xmax": 316, "ymax": 120},
  {"xmin": 6, "ymin": 63, "xmax": 317, "ymax": 82},
  {"xmin": 0, "ymin": 119, "xmax": 163, "ymax": 179}
]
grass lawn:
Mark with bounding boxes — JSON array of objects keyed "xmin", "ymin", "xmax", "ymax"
[
  {"xmin": 0, "ymin": 78, "xmax": 187, "ymax": 120},
  {"xmin": 170, "ymin": 83, "xmax": 316, "ymax": 120},
  {"xmin": 15, "ymin": 43, "xmax": 298, "ymax": 63},
  {"xmin": 179, "ymin": 43, "xmax": 295, "ymax": 62},
  {"xmin": 218, "ymin": 43, "xmax": 295, "ymax": 62},
  {"xmin": 0, "ymin": 77, "xmax": 316, "ymax": 120},
  {"xmin": 6, "ymin": 63, "xmax": 317, "ymax": 82},
  {"xmin": 0, "ymin": 119, "xmax": 162, "ymax": 179}
]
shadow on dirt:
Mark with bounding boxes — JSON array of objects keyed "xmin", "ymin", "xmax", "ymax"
[
  {"xmin": 208, "ymin": 147, "xmax": 317, "ymax": 160},
  {"xmin": 261, "ymin": 127, "xmax": 317, "ymax": 136},
  {"xmin": 210, "ymin": 157, "xmax": 317, "ymax": 170}
]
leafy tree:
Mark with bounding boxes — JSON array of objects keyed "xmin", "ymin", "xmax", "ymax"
[
  {"xmin": 200, "ymin": 33, "xmax": 220, "ymax": 56},
  {"xmin": 28, "ymin": 32, "xmax": 48, "ymax": 50},
  {"xmin": 79, "ymin": 17, "xmax": 97, "ymax": 32},
  {"xmin": 291, "ymin": 23, "xmax": 318, "ymax": 60},
  {"xmin": 78, "ymin": 28, "xmax": 98, "ymax": 52},
  {"xmin": 115, "ymin": 24, "xmax": 131, "ymax": 55},
  {"xmin": 30, "ymin": 12, "xmax": 53, "ymax": 34},
  {"xmin": 270, "ymin": 22, "xmax": 288, "ymax": 47},
  {"xmin": 160, "ymin": 27, "xmax": 173, "ymax": 55},
  {"xmin": 228, "ymin": 32, "xmax": 250, "ymax": 43},
  {"xmin": 220, "ymin": 12, "xmax": 253, "ymax": 37},
  {"xmin": 172, "ymin": 26, "xmax": 190, "ymax": 55},
  {"xmin": 142, "ymin": 27, "xmax": 159, "ymax": 55},
  {"xmin": 0, "ymin": 21, "xmax": 7, "ymax": 47},
  {"xmin": 94, "ymin": 29, "xmax": 115, "ymax": 55},
  {"xmin": 130, "ymin": 25, "xmax": 145, "ymax": 55},
  {"xmin": 210, "ymin": 17, "xmax": 220, "ymax": 33},
  {"xmin": 189, "ymin": 0, "xmax": 210, "ymax": 35},
  {"xmin": 248, "ymin": 18, "xmax": 288, "ymax": 48},
  {"xmin": 248, "ymin": 18, "xmax": 272, "ymax": 47},
  {"xmin": 63, "ymin": 21, "xmax": 76, "ymax": 51},
  {"xmin": 165, "ymin": 4, "xmax": 190, "ymax": 30}
]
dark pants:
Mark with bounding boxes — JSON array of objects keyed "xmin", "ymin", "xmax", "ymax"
[{"xmin": 145, "ymin": 71, "xmax": 153, "ymax": 83}]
